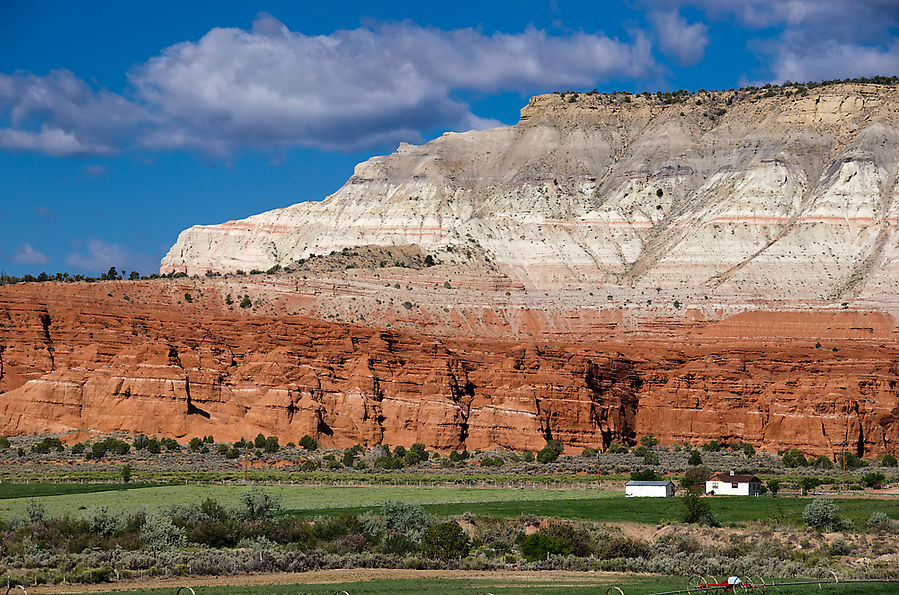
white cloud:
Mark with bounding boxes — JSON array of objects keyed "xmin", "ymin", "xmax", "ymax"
[
  {"xmin": 651, "ymin": 1, "xmax": 899, "ymax": 82},
  {"xmin": 649, "ymin": 10, "xmax": 709, "ymax": 65},
  {"xmin": 0, "ymin": 16, "xmax": 657, "ymax": 156},
  {"xmin": 11, "ymin": 243, "xmax": 48, "ymax": 266},
  {"xmin": 65, "ymin": 239, "xmax": 156, "ymax": 274}
]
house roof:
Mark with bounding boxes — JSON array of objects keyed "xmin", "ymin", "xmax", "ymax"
[
  {"xmin": 708, "ymin": 473, "xmax": 761, "ymax": 483},
  {"xmin": 626, "ymin": 480, "xmax": 674, "ymax": 486}
]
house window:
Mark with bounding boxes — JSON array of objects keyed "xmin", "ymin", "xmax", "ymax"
[{"xmin": 731, "ymin": 483, "xmax": 738, "ymax": 488}]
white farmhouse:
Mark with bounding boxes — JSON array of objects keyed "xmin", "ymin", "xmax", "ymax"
[
  {"xmin": 625, "ymin": 480, "xmax": 675, "ymax": 498},
  {"xmin": 706, "ymin": 472, "xmax": 763, "ymax": 496}
]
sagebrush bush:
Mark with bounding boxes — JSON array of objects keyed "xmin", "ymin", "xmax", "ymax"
[
  {"xmin": 140, "ymin": 515, "xmax": 186, "ymax": 551},
  {"xmin": 803, "ymin": 498, "xmax": 842, "ymax": 531}
]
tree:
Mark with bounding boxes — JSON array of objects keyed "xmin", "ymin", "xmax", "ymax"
[
  {"xmin": 861, "ymin": 471, "xmax": 885, "ymax": 488},
  {"xmin": 812, "ymin": 455, "xmax": 834, "ymax": 469},
  {"xmin": 520, "ymin": 533, "xmax": 572, "ymax": 561},
  {"xmin": 120, "ymin": 464, "xmax": 132, "ymax": 483},
  {"xmin": 254, "ymin": 433, "xmax": 266, "ymax": 449},
  {"xmin": 798, "ymin": 476, "xmax": 822, "ymax": 495},
  {"xmin": 298, "ymin": 434, "xmax": 319, "ymax": 451},
  {"xmin": 881, "ymin": 454, "xmax": 898, "ymax": 467},
  {"xmin": 421, "ymin": 522, "xmax": 470, "ymax": 561},
  {"xmin": 639, "ymin": 433, "xmax": 659, "ymax": 448},
  {"xmin": 238, "ymin": 487, "xmax": 282, "ymax": 522},
  {"xmin": 263, "ymin": 436, "xmax": 280, "ymax": 453},
  {"xmin": 782, "ymin": 448, "xmax": 808, "ymax": 468},
  {"xmin": 688, "ymin": 450, "xmax": 703, "ymax": 466},
  {"xmin": 537, "ymin": 439, "xmax": 564, "ymax": 464},
  {"xmin": 742, "ymin": 443, "xmax": 756, "ymax": 458},
  {"xmin": 630, "ymin": 469, "xmax": 658, "ymax": 481},
  {"xmin": 682, "ymin": 492, "xmax": 717, "ymax": 526},
  {"xmin": 836, "ymin": 451, "xmax": 865, "ymax": 470},
  {"xmin": 767, "ymin": 479, "xmax": 781, "ymax": 497},
  {"xmin": 240, "ymin": 295, "xmax": 252, "ymax": 308},
  {"xmin": 680, "ymin": 466, "xmax": 710, "ymax": 492}
]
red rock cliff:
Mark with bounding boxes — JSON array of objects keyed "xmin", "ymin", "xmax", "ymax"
[{"xmin": 1, "ymin": 281, "xmax": 897, "ymax": 456}]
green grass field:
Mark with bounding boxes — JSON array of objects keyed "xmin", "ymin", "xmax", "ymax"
[
  {"xmin": 0, "ymin": 481, "xmax": 160, "ymax": 500},
  {"xmin": 0, "ymin": 484, "xmax": 613, "ymax": 520},
  {"xmin": 1, "ymin": 482, "xmax": 896, "ymax": 527},
  {"xmin": 58, "ymin": 576, "xmax": 899, "ymax": 595}
]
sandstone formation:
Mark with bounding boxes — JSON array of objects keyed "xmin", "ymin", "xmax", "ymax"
[
  {"xmin": 163, "ymin": 83, "xmax": 899, "ymax": 315},
  {"xmin": 1, "ymin": 282, "xmax": 897, "ymax": 456}
]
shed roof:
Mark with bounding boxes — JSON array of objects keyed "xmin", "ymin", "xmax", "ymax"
[
  {"xmin": 709, "ymin": 473, "xmax": 761, "ymax": 483},
  {"xmin": 626, "ymin": 480, "xmax": 674, "ymax": 486}
]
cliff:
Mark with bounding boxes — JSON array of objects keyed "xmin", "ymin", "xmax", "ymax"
[
  {"xmin": 162, "ymin": 83, "xmax": 899, "ymax": 314},
  {"xmin": 1, "ymin": 282, "xmax": 897, "ymax": 456}
]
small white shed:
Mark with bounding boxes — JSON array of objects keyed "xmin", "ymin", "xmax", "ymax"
[
  {"xmin": 625, "ymin": 480, "xmax": 675, "ymax": 498},
  {"xmin": 706, "ymin": 472, "xmax": 763, "ymax": 496}
]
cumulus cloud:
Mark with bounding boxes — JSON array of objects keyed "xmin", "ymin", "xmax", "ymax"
[
  {"xmin": 11, "ymin": 243, "xmax": 48, "ymax": 266},
  {"xmin": 649, "ymin": 10, "xmax": 709, "ymax": 65},
  {"xmin": 65, "ymin": 239, "xmax": 156, "ymax": 274},
  {"xmin": 0, "ymin": 70, "xmax": 147, "ymax": 156},
  {"xmin": 0, "ymin": 16, "xmax": 657, "ymax": 156},
  {"xmin": 650, "ymin": 0, "xmax": 899, "ymax": 82}
]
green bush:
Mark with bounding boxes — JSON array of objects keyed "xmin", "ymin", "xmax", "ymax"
[
  {"xmin": 599, "ymin": 536, "xmax": 651, "ymax": 559},
  {"xmin": 812, "ymin": 455, "xmax": 834, "ymax": 469},
  {"xmin": 687, "ymin": 450, "xmax": 703, "ymax": 466},
  {"xmin": 867, "ymin": 511, "xmax": 891, "ymax": 529},
  {"xmin": 836, "ymin": 451, "xmax": 865, "ymax": 470},
  {"xmin": 630, "ymin": 469, "xmax": 658, "ymax": 481},
  {"xmin": 240, "ymin": 296, "xmax": 252, "ymax": 308},
  {"xmin": 880, "ymin": 453, "xmax": 898, "ymax": 467},
  {"xmin": 140, "ymin": 514, "xmax": 187, "ymax": 551},
  {"xmin": 798, "ymin": 476, "xmax": 822, "ymax": 495},
  {"xmin": 32, "ymin": 437, "xmax": 64, "ymax": 453},
  {"xmin": 536, "ymin": 439, "xmax": 564, "ymax": 464},
  {"xmin": 803, "ymin": 498, "xmax": 842, "ymax": 531},
  {"xmin": 782, "ymin": 448, "xmax": 808, "ymax": 468},
  {"xmin": 382, "ymin": 501, "xmax": 430, "ymax": 541},
  {"xmin": 861, "ymin": 471, "xmax": 885, "ymax": 488},
  {"xmin": 237, "ymin": 487, "xmax": 282, "ymax": 522},
  {"xmin": 701, "ymin": 440, "xmax": 721, "ymax": 452},
  {"xmin": 681, "ymin": 492, "xmax": 717, "ymax": 526},
  {"xmin": 680, "ymin": 466, "xmax": 709, "ymax": 491},
  {"xmin": 520, "ymin": 533, "xmax": 572, "ymax": 561},
  {"xmin": 521, "ymin": 450, "xmax": 535, "ymax": 462},
  {"xmin": 639, "ymin": 434, "xmax": 658, "ymax": 448},
  {"xmin": 298, "ymin": 434, "xmax": 319, "ymax": 451},
  {"xmin": 421, "ymin": 521, "xmax": 470, "ymax": 561},
  {"xmin": 767, "ymin": 479, "xmax": 781, "ymax": 496}
]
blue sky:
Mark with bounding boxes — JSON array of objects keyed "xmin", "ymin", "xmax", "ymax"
[{"xmin": 1, "ymin": 0, "xmax": 898, "ymax": 275}]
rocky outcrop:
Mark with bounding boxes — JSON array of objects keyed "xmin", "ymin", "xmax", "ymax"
[
  {"xmin": 163, "ymin": 83, "xmax": 899, "ymax": 314},
  {"xmin": 1, "ymin": 282, "xmax": 897, "ymax": 456}
]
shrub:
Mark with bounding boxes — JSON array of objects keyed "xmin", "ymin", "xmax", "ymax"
[
  {"xmin": 630, "ymin": 469, "xmax": 658, "ymax": 481},
  {"xmin": 120, "ymin": 464, "xmax": 132, "ymax": 483},
  {"xmin": 687, "ymin": 450, "xmax": 703, "ymax": 466},
  {"xmin": 298, "ymin": 435, "xmax": 319, "ymax": 451},
  {"xmin": 639, "ymin": 434, "xmax": 658, "ymax": 448},
  {"xmin": 701, "ymin": 440, "xmax": 721, "ymax": 452},
  {"xmin": 133, "ymin": 434, "xmax": 149, "ymax": 450},
  {"xmin": 836, "ymin": 451, "xmax": 865, "ymax": 470},
  {"xmin": 189, "ymin": 437, "xmax": 203, "ymax": 451},
  {"xmin": 90, "ymin": 507, "xmax": 125, "ymax": 537},
  {"xmin": 680, "ymin": 466, "xmax": 709, "ymax": 492},
  {"xmin": 71, "ymin": 442, "xmax": 86, "ymax": 454},
  {"xmin": 379, "ymin": 532, "xmax": 418, "ymax": 556},
  {"xmin": 867, "ymin": 511, "xmax": 891, "ymax": 530},
  {"xmin": 237, "ymin": 487, "xmax": 282, "ymax": 522},
  {"xmin": 782, "ymin": 448, "xmax": 808, "ymax": 468},
  {"xmin": 599, "ymin": 536, "xmax": 651, "ymax": 559},
  {"xmin": 812, "ymin": 455, "xmax": 834, "ymax": 469},
  {"xmin": 520, "ymin": 533, "xmax": 572, "ymax": 561},
  {"xmin": 0, "ymin": 436, "xmax": 10, "ymax": 449},
  {"xmin": 767, "ymin": 479, "xmax": 781, "ymax": 496},
  {"xmin": 421, "ymin": 522, "xmax": 470, "ymax": 561},
  {"xmin": 536, "ymin": 440, "xmax": 564, "ymax": 464},
  {"xmin": 861, "ymin": 471, "xmax": 885, "ymax": 488},
  {"xmin": 140, "ymin": 514, "xmax": 187, "ymax": 551},
  {"xmin": 32, "ymin": 437, "xmax": 64, "ymax": 453},
  {"xmin": 681, "ymin": 492, "xmax": 717, "ymax": 526},
  {"xmin": 521, "ymin": 450, "xmax": 535, "ymax": 462},
  {"xmin": 880, "ymin": 454, "xmax": 898, "ymax": 467},
  {"xmin": 803, "ymin": 498, "xmax": 842, "ymax": 531},
  {"xmin": 240, "ymin": 296, "xmax": 252, "ymax": 308},
  {"xmin": 263, "ymin": 436, "xmax": 280, "ymax": 453},
  {"xmin": 26, "ymin": 500, "xmax": 47, "ymax": 524},
  {"xmin": 742, "ymin": 443, "xmax": 756, "ymax": 458},
  {"xmin": 449, "ymin": 450, "xmax": 469, "ymax": 463},
  {"xmin": 798, "ymin": 476, "xmax": 822, "ymax": 495},
  {"xmin": 382, "ymin": 501, "xmax": 430, "ymax": 541},
  {"xmin": 581, "ymin": 447, "xmax": 598, "ymax": 457}
]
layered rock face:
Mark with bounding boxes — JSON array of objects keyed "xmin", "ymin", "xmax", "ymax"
[
  {"xmin": 1, "ymin": 283, "xmax": 897, "ymax": 456},
  {"xmin": 163, "ymin": 83, "xmax": 899, "ymax": 313}
]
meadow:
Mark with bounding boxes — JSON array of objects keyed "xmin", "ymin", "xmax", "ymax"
[
  {"xmin": 55, "ymin": 574, "xmax": 899, "ymax": 595},
  {"xmin": 1, "ymin": 481, "xmax": 896, "ymax": 528}
]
